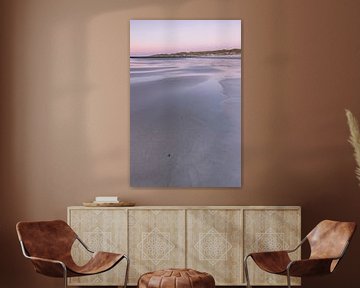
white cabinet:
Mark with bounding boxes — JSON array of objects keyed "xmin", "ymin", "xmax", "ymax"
[{"xmin": 68, "ymin": 206, "xmax": 301, "ymax": 286}]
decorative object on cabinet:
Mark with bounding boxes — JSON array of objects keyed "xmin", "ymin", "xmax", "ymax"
[
  {"xmin": 95, "ymin": 196, "xmax": 120, "ymax": 203},
  {"xmin": 138, "ymin": 268, "xmax": 215, "ymax": 288},
  {"xmin": 346, "ymin": 109, "xmax": 360, "ymax": 185},
  {"xmin": 68, "ymin": 206, "xmax": 300, "ymax": 286},
  {"xmin": 16, "ymin": 220, "xmax": 129, "ymax": 288},
  {"xmin": 83, "ymin": 201, "xmax": 135, "ymax": 207},
  {"xmin": 130, "ymin": 20, "xmax": 242, "ymax": 187},
  {"xmin": 244, "ymin": 220, "xmax": 356, "ymax": 288}
]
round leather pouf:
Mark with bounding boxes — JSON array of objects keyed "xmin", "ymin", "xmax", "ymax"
[{"xmin": 138, "ymin": 268, "xmax": 215, "ymax": 288}]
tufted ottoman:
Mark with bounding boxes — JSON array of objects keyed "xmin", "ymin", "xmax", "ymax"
[{"xmin": 138, "ymin": 268, "xmax": 215, "ymax": 288}]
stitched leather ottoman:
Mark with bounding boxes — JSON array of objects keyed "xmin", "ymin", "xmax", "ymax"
[{"xmin": 138, "ymin": 268, "xmax": 215, "ymax": 288}]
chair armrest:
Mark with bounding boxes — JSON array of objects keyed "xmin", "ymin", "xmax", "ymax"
[
  {"xmin": 286, "ymin": 237, "xmax": 307, "ymax": 253},
  {"xmin": 26, "ymin": 255, "xmax": 64, "ymax": 265},
  {"xmin": 76, "ymin": 236, "xmax": 94, "ymax": 253},
  {"xmin": 19, "ymin": 240, "xmax": 67, "ymax": 276},
  {"xmin": 248, "ymin": 250, "xmax": 289, "ymax": 256},
  {"xmin": 287, "ymin": 258, "xmax": 336, "ymax": 277},
  {"xmin": 245, "ymin": 237, "xmax": 306, "ymax": 259},
  {"xmin": 246, "ymin": 251, "xmax": 291, "ymax": 274},
  {"xmin": 246, "ymin": 250, "xmax": 291, "ymax": 261},
  {"xmin": 25, "ymin": 255, "xmax": 67, "ymax": 278}
]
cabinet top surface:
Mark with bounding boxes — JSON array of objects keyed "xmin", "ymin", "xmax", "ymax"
[{"xmin": 68, "ymin": 205, "xmax": 301, "ymax": 210}]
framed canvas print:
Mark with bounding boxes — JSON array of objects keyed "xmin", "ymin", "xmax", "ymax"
[{"xmin": 130, "ymin": 20, "xmax": 241, "ymax": 187}]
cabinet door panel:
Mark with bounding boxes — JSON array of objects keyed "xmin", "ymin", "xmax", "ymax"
[
  {"xmin": 68, "ymin": 209, "xmax": 127, "ymax": 286},
  {"xmin": 128, "ymin": 209, "xmax": 186, "ymax": 284},
  {"xmin": 244, "ymin": 209, "xmax": 301, "ymax": 286},
  {"xmin": 187, "ymin": 209, "xmax": 243, "ymax": 285}
]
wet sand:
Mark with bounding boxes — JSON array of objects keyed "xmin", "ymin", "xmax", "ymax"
[{"xmin": 130, "ymin": 57, "xmax": 241, "ymax": 187}]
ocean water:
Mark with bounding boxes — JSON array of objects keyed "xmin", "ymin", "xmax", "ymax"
[{"xmin": 130, "ymin": 57, "xmax": 241, "ymax": 187}]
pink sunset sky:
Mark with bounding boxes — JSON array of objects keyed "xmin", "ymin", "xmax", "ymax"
[{"xmin": 130, "ymin": 20, "xmax": 241, "ymax": 56}]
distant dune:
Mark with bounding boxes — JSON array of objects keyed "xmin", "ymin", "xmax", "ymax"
[{"xmin": 131, "ymin": 48, "xmax": 241, "ymax": 58}]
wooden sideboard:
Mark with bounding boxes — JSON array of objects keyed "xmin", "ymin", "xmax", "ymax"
[{"xmin": 67, "ymin": 206, "xmax": 301, "ymax": 286}]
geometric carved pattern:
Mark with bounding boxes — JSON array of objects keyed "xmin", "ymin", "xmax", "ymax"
[
  {"xmin": 244, "ymin": 209, "xmax": 301, "ymax": 286},
  {"xmin": 138, "ymin": 228, "xmax": 175, "ymax": 265},
  {"xmin": 194, "ymin": 227, "xmax": 232, "ymax": 265},
  {"xmin": 68, "ymin": 206, "xmax": 300, "ymax": 286},
  {"xmin": 128, "ymin": 209, "xmax": 185, "ymax": 284},
  {"xmin": 187, "ymin": 209, "xmax": 243, "ymax": 285},
  {"xmin": 84, "ymin": 228, "xmax": 113, "ymax": 252},
  {"xmin": 252, "ymin": 228, "xmax": 288, "ymax": 252},
  {"xmin": 68, "ymin": 208, "xmax": 127, "ymax": 286}
]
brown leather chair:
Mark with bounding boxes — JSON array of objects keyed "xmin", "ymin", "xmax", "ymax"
[
  {"xmin": 16, "ymin": 220, "xmax": 129, "ymax": 288},
  {"xmin": 244, "ymin": 220, "xmax": 356, "ymax": 288}
]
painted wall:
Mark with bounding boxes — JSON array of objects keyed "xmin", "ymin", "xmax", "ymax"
[{"xmin": 1, "ymin": 0, "xmax": 360, "ymax": 287}]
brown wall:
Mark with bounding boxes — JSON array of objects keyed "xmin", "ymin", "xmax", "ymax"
[{"xmin": 1, "ymin": 0, "xmax": 360, "ymax": 287}]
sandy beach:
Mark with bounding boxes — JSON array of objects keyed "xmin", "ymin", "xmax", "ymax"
[{"xmin": 130, "ymin": 57, "xmax": 241, "ymax": 187}]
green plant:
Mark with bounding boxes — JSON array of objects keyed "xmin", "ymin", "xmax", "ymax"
[{"xmin": 345, "ymin": 109, "xmax": 360, "ymax": 185}]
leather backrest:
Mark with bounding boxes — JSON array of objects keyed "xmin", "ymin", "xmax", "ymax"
[
  {"xmin": 16, "ymin": 220, "xmax": 77, "ymax": 261},
  {"xmin": 307, "ymin": 220, "xmax": 356, "ymax": 259}
]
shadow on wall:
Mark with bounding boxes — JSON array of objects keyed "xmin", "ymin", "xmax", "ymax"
[{"xmin": 0, "ymin": 1, "xmax": 189, "ymax": 288}]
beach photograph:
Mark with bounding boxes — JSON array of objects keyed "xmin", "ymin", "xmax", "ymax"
[{"xmin": 130, "ymin": 20, "xmax": 241, "ymax": 187}]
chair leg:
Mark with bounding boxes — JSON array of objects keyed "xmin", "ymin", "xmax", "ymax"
[
  {"xmin": 244, "ymin": 255, "xmax": 252, "ymax": 288},
  {"xmin": 123, "ymin": 255, "xmax": 130, "ymax": 288},
  {"xmin": 286, "ymin": 269, "xmax": 291, "ymax": 288},
  {"xmin": 62, "ymin": 264, "xmax": 68, "ymax": 288}
]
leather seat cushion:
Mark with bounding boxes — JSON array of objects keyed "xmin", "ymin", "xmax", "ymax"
[{"xmin": 138, "ymin": 268, "xmax": 215, "ymax": 288}]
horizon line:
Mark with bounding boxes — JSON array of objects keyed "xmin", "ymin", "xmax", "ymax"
[{"xmin": 130, "ymin": 47, "xmax": 241, "ymax": 57}]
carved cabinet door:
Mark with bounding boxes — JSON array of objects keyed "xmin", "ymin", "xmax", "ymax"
[
  {"xmin": 128, "ymin": 209, "xmax": 186, "ymax": 284},
  {"xmin": 243, "ymin": 209, "xmax": 301, "ymax": 286},
  {"xmin": 187, "ymin": 209, "xmax": 243, "ymax": 285},
  {"xmin": 68, "ymin": 208, "xmax": 128, "ymax": 286}
]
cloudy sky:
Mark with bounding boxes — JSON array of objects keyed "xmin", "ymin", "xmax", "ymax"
[{"xmin": 130, "ymin": 20, "xmax": 241, "ymax": 56}]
